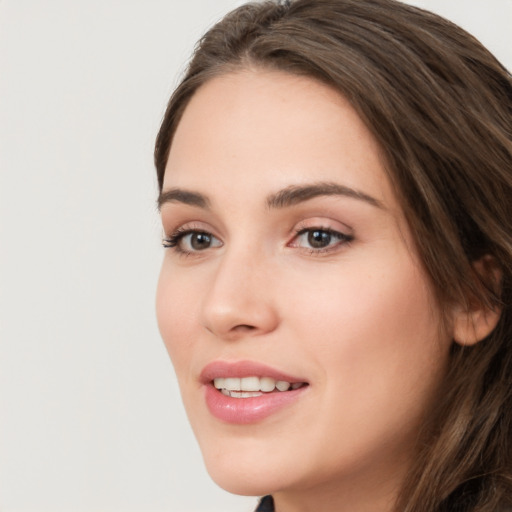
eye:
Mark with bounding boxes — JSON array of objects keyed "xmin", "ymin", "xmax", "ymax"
[
  {"xmin": 163, "ymin": 229, "xmax": 222, "ymax": 254},
  {"xmin": 291, "ymin": 228, "xmax": 353, "ymax": 252}
]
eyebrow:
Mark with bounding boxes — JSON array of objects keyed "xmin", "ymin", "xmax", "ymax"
[
  {"xmin": 157, "ymin": 188, "xmax": 210, "ymax": 210},
  {"xmin": 157, "ymin": 181, "xmax": 383, "ymax": 211},
  {"xmin": 266, "ymin": 182, "xmax": 384, "ymax": 209}
]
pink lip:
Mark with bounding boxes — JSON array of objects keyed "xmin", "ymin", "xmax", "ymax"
[{"xmin": 200, "ymin": 360, "xmax": 309, "ymax": 424}]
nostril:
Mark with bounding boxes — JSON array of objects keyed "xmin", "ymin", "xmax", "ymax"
[
  {"xmin": 234, "ymin": 324, "xmax": 256, "ymax": 332},
  {"xmin": 203, "ymin": 322, "xmax": 257, "ymax": 337}
]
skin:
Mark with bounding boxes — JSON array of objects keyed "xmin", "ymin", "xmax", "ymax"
[{"xmin": 156, "ymin": 69, "xmax": 455, "ymax": 512}]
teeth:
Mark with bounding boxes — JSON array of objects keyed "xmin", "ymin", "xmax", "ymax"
[
  {"xmin": 224, "ymin": 377, "xmax": 241, "ymax": 391},
  {"xmin": 276, "ymin": 380, "xmax": 291, "ymax": 391},
  {"xmin": 227, "ymin": 391, "xmax": 263, "ymax": 398},
  {"xmin": 241, "ymin": 376, "xmax": 260, "ymax": 391},
  {"xmin": 260, "ymin": 377, "xmax": 276, "ymax": 392},
  {"xmin": 220, "ymin": 389, "xmax": 262, "ymax": 398},
  {"xmin": 213, "ymin": 376, "xmax": 301, "ymax": 393}
]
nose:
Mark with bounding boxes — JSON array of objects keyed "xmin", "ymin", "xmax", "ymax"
[{"xmin": 200, "ymin": 247, "xmax": 279, "ymax": 341}]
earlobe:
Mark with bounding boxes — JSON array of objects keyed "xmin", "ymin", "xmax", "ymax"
[{"xmin": 452, "ymin": 256, "xmax": 502, "ymax": 347}]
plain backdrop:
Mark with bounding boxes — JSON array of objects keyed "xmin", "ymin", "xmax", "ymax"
[{"xmin": 0, "ymin": 1, "xmax": 510, "ymax": 511}]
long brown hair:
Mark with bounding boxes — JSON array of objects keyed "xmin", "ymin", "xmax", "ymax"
[{"xmin": 154, "ymin": 1, "xmax": 512, "ymax": 510}]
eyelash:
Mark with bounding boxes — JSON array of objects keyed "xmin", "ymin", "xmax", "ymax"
[
  {"xmin": 162, "ymin": 227, "xmax": 219, "ymax": 255},
  {"xmin": 162, "ymin": 226, "xmax": 353, "ymax": 256},
  {"xmin": 291, "ymin": 226, "xmax": 354, "ymax": 254},
  {"xmin": 162, "ymin": 226, "xmax": 192, "ymax": 249}
]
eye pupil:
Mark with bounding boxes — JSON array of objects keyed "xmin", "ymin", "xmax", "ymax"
[
  {"xmin": 191, "ymin": 232, "xmax": 211, "ymax": 250},
  {"xmin": 308, "ymin": 230, "xmax": 331, "ymax": 248}
]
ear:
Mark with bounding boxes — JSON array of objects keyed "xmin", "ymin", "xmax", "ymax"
[{"xmin": 452, "ymin": 256, "xmax": 502, "ymax": 347}]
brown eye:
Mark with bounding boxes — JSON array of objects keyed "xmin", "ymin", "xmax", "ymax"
[
  {"xmin": 308, "ymin": 230, "xmax": 332, "ymax": 249},
  {"xmin": 163, "ymin": 230, "xmax": 223, "ymax": 253},
  {"xmin": 189, "ymin": 232, "xmax": 213, "ymax": 250},
  {"xmin": 292, "ymin": 228, "xmax": 353, "ymax": 253}
]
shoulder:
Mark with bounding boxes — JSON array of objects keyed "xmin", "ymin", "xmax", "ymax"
[{"xmin": 255, "ymin": 495, "xmax": 274, "ymax": 512}]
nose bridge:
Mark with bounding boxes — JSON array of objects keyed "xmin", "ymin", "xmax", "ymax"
[{"xmin": 200, "ymin": 241, "xmax": 278, "ymax": 339}]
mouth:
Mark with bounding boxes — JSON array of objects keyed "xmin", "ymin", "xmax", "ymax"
[
  {"xmin": 200, "ymin": 361, "xmax": 309, "ymax": 424},
  {"xmin": 213, "ymin": 376, "xmax": 307, "ymax": 398}
]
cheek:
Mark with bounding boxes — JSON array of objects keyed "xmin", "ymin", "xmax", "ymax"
[
  {"xmin": 285, "ymin": 252, "xmax": 448, "ymax": 420},
  {"xmin": 288, "ymin": 253, "xmax": 438, "ymax": 343},
  {"xmin": 269, "ymin": 255, "xmax": 449, "ymax": 482},
  {"xmin": 156, "ymin": 263, "xmax": 199, "ymax": 375}
]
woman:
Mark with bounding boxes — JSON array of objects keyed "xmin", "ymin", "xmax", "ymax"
[{"xmin": 154, "ymin": 0, "xmax": 512, "ymax": 510}]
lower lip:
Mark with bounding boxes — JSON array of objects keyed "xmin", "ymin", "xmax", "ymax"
[{"xmin": 204, "ymin": 384, "xmax": 308, "ymax": 424}]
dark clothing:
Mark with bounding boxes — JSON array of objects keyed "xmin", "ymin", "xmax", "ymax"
[
  {"xmin": 255, "ymin": 495, "xmax": 274, "ymax": 512},
  {"xmin": 254, "ymin": 495, "xmax": 512, "ymax": 511}
]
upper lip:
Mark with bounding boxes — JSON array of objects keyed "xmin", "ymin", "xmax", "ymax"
[{"xmin": 200, "ymin": 360, "xmax": 308, "ymax": 385}]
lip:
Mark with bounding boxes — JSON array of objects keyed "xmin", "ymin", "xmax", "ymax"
[
  {"xmin": 200, "ymin": 360, "xmax": 309, "ymax": 424},
  {"xmin": 200, "ymin": 360, "xmax": 306, "ymax": 384}
]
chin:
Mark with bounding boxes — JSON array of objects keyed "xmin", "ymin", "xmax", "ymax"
[
  {"xmin": 198, "ymin": 434, "xmax": 297, "ymax": 497},
  {"xmin": 208, "ymin": 470, "xmax": 274, "ymax": 497}
]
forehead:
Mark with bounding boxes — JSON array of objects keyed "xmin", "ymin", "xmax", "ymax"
[{"xmin": 164, "ymin": 69, "xmax": 397, "ymax": 211}]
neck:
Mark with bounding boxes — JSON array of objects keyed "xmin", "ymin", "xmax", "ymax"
[{"xmin": 271, "ymin": 452, "xmax": 408, "ymax": 512}]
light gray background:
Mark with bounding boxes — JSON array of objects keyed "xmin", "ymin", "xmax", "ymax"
[{"xmin": 0, "ymin": 1, "xmax": 510, "ymax": 511}]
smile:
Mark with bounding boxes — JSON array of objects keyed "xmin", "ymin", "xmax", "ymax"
[
  {"xmin": 201, "ymin": 361, "xmax": 309, "ymax": 423},
  {"xmin": 213, "ymin": 376, "xmax": 306, "ymax": 397}
]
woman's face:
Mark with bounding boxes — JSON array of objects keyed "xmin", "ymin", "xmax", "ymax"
[{"xmin": 157, "ymin": 70, "xmax": 452, "ymax": 505}]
